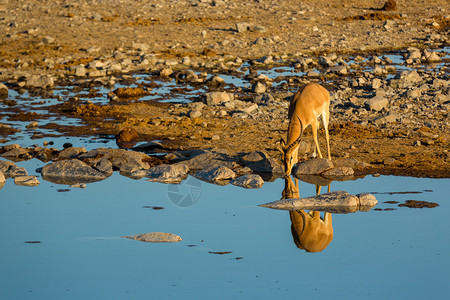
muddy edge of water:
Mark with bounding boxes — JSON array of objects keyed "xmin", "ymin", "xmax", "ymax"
[{"xmin": 0, "ymin": 0, "xmax": 449, "ymax": 178}]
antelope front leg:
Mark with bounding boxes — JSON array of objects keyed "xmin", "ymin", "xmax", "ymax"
[{"xmin": 311, "ymin": 120, "xmax": 323, "ymax": 158}]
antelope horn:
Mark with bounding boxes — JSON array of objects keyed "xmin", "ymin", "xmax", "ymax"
[
  {"xmin": 285, "ymin": 116, "xmax": 303, "ymax": 153},
  {"xmin": 276, "ymin": 138, "xmax": 286, "ymax": 154}
]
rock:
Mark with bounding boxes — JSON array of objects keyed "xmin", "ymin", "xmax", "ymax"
[
  {"xmin": 58, "ymin": 147, "xmax": 87, "ymax": 159},
  {"xmin": 0, "ymin": 82, "xmax": 8, "ymax": 97},
  {"xmin": 188, "ymin": 109, "xmax": 202, "ymax": 118},
  {"xmin": 374, "ymin": 113, "xmax": 398, "ymax": 125},
  {"xmin": 42, "ymin": 36, "xmax": 55, "ymax": 44},
  {"xmin": 41, "ymin": 159, "xmax": 109, "ymax": 184},
  {"xmin": 381, "ymin": 0, "xmax": 397, "ymax": 11},
  {"xmin": 241, "ymin": 151, "xmax": 264, "ymax": 162},
  {"xmin": 203, "ymin": 91, "xmax": 233, "ymax": 105},
  {"xmin": 0, "ymin": 160, "xmax": 28, "ymax": 178},
  {"xmin": 116, "ymin": 127, "xmax": 138, "ymax": 147},
  {"xmin": 242, "ymin": 103, "xmax": 258, "ymax": 114},
  {"xmin": 14, "ymin": 175, "xmax": 40, "ymax": 186},
  {"xmin": 159, "ymin": 67, "xmax": 173, "ymax": 77},
  {"xmin": 194, "ymin": 166, "xmax": 236, "ymax": 182},
  {"xmin": 206, "ymin": 76, "xmax": 226, "ymax": 86},
  {"xmin": 92, "ymin": 157, "xmax": 113, "ymax": 175},
  {"xmin": 330, "ymin": 65, "xmax": 348, "ymax": 75},
  {"xmin": 74, "ymin": 65, "xmax": 86, "ymax": 77},
  {"xmin": 230, "ymin": 174, "xmax": 264, "ymax": 188},
  {"xmin": 322, "ymin": 166, "xmax": 354, "ymax": 177},
  {"xmin": 396, "ymin": 70, "xmax": 422, "ymax": 83},
  {"xmin": 293, "ymin": 158, "xmax": 334, "ymax": 175},
  {"xmin": 252, "ymin": 82, "xmax": 266, "ymax": 94},
  {"xmin": 26, "ymin": 121, "xmax": 38, "ymax": 128},
  {"xmin": 26, "ymin": 75, "xmax": 54, "ymax": 88},
  {"xmin": 235, "ymin": 22, "xmax": 250, "ymax": 33},
  {"xmin": 259, "ymin": 191, "xmax": 378, "ymax": 213},
  {"xmin": 1, "ymin": 147, "xmax": 30, "ymax": 158},
  {"xmin": 371, "ymin": 78, "xmax": 382, "ymax": 90},
  {"xmin": 144, "ymin": 163, "xmax": 189, "ymax": 183},
  {"xmin": 122, "ymin": 232, "xmax": 182, "ymax": 243},
  {"xmin": 79, "ymin": 148, "xmax": 150, "ymax": 174},
  {"xmin": 0, "ymin": 171, "xmax": 5, "ymax": 183},
  {"xmin": 70, "ymin": 183, "xmax": 86, "ymax": 188},
  {"xmin": 253, "ymin": 93, "xmax": 274, "ymax": 104},
  {"xmin": 241, "ymin": 151, "xmax": 284, "ymax": 174},
  {"xmin": 424, "ymin": 50, "xmax": 441, "ymax": 63},
  {"xmin": 0, "ymin": 160, "xmax": 16, "ymax": 173},
  {"xmin": 175, "ymin": 150, "xmax": 237, "ymax": 171},
  {"xmin": 318, "ymin": 56, "xmax": 334, "ymax": 67},
  {"xmin": 365, "ymin": 95, "xmax": 388, "ymax": 111}
]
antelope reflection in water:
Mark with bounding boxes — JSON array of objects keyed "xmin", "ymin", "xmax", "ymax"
[{"xmin": 282, "ymin": 176, "xmax": 333, "ymax": 253}]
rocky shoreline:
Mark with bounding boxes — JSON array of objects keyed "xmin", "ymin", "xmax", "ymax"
[{"xmin": 0, "ymin": 0, "xmax": 449, "ymax": 182}]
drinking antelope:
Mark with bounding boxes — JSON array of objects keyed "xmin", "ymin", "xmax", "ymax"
[{"xmin": 278, "ymin": 83, "xmax": 331, "ymax": 176}]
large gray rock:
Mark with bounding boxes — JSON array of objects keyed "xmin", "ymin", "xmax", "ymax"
[
  {"xmin": 241, "ymin": 151, "xmax": 284, "ymax": 174},
  {"xmin": 230, "ymin": 174, "xmax": 264, "ymax": 188},
  {"xmin": 122, "ymin": 232, "xmax": 182, "ymax": 243},
  {"xmin": 194, "ymin": 166, "xmax": 236, "ymax": 182},
  {"xmin": 260, "ymin": 191, "xmax": 378, "ymax": 213},
  {"xmin": 365, "ymin": 95, "xmax": 388, "ymax": 111},
  {"xmin": 294, "ymin": 158, "xmax": 334, "ymax": 175},
  {"xmin": 322, "ymin": 166, "xmax": 354, "ymax": 177},
  {"xmin": 41, "ymin": 159, "xmax": 109, "ymax": 184}
]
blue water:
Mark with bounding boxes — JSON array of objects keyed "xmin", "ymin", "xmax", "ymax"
[{"xmin": 0, "ymin": 158, "xmax": 449, "ymax": 299}]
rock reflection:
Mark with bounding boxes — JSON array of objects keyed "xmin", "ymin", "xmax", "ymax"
[{"xmin": 282, "ymin": 176, "xmax": 333, "ymax": 253}]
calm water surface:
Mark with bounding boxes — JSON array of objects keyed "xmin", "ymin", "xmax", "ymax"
[{"xmin": 0, "ymin": 158, "xmax": 449, "ymax": 299}]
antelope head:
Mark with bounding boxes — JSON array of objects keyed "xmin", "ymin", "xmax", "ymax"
[{"xmin": 278, "ymin": 116, "xmax": 303, "ymax": 177}]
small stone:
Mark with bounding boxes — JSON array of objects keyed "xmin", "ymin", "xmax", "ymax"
[
  {"xmin": 42, "ymin": 36, "xmax": 55, "ymax": 44},
  {"xmin": 211, "ymin": 135, "xmax": 220, "ymax": 140}
]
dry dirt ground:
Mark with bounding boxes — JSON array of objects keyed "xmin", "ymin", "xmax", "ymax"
[{"xmin": 1, "ymin": 0, "xmax": 449, "ymax": 178}]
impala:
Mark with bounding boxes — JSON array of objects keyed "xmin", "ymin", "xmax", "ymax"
[{"xmin": 278, "ymin": 83, "xmax": 331, "ymax": 176}]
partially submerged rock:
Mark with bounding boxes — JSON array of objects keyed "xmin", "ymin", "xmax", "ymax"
[
  {"xmin": 260, "ymin": 191, "xmax": 378, "ymax": 213},
  {"xmin": 14, "ymin": 175, "xmax": 40, "ymax": 186},
  {"xmin": 122, "ymin": 232, "xmax": 182, "ymax": 243},
  {"xmin": 41, "ymin": 159, "xmax": 109, "ymax": 184},
  {"xmin": 194, "ymin": 165, "xmax": 236, "ymax": 183},
  {"xmin": 230, "ymin": 174, "xmax": 264, "ymax": 188},
  {"xmin": 0, "ymin": 160, "xmax": 28, "ymax": 178},
  {"xmin": 143, "ymin": 163, "xmax": 189, "ymax": 183}
]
